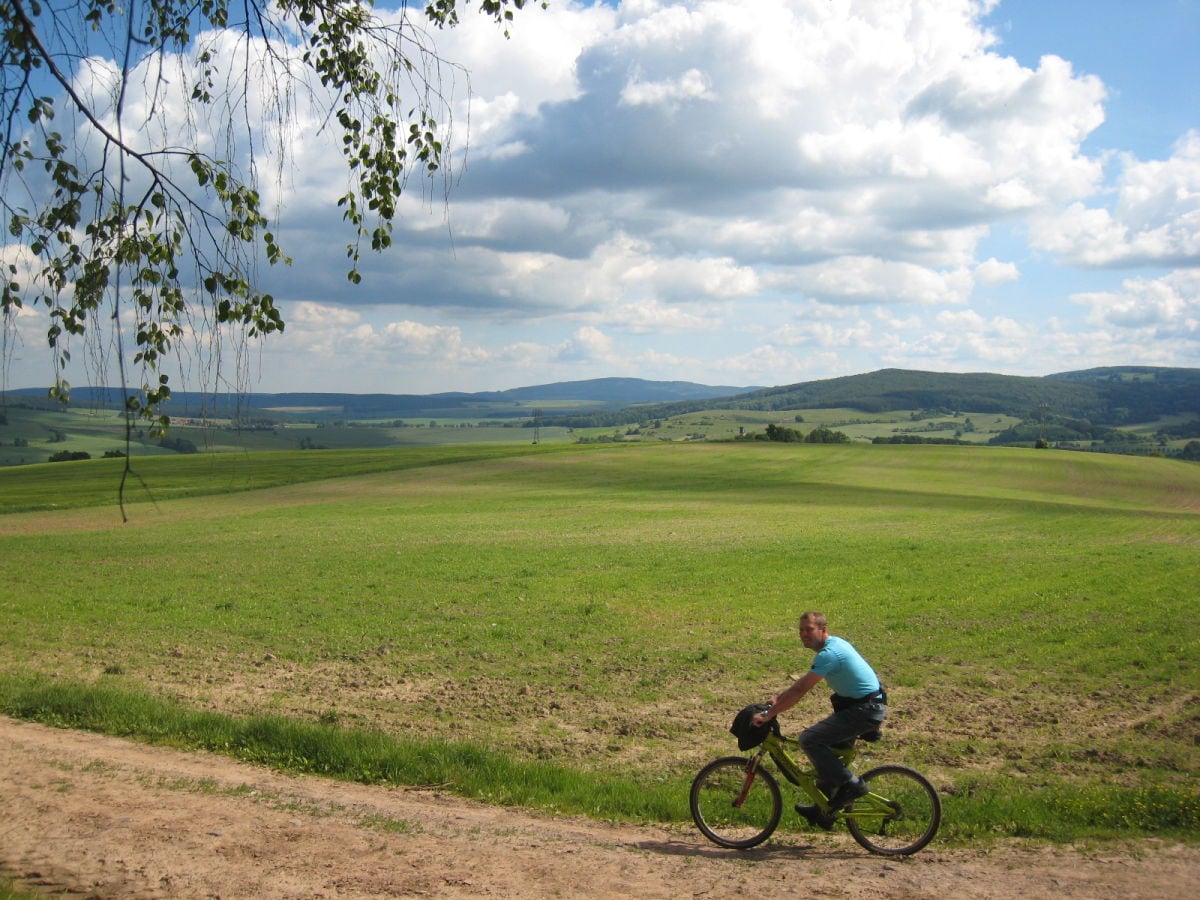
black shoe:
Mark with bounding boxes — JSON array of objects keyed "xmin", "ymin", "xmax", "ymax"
[
  {"xmin": 827, "ymin": 777, "xmax": 869, "ymax": 810},
  {"xmin": 794, "ymin": 803, "xmax": 835, "ymax": 831}
]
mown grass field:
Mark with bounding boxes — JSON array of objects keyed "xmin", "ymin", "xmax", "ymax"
[{"xmin": 1, "ymin": 441, "xmax": 1197, "ymax": 841}]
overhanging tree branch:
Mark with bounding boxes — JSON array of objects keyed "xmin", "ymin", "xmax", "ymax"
[{"xmin": 1, "ymin": 0, "xmax": 539, "ymax": 434}]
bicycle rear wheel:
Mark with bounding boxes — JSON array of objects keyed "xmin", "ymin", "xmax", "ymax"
[
  {"xmin": 845, "ymin": 764, "xmax": 941, "ymax": 856},
  {"xmin": 690, "ymin": 756, "xmax": 782, "ymax": 849}
]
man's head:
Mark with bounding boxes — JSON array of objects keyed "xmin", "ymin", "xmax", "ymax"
[{"xmin": 798, "ymin": 611, "xmax": 828, "ymax": 650}]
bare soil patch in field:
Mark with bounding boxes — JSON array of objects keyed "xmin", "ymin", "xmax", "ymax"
[{"xmin": 3, "ymin": 717, "xmax": 1196, "ymax": 899}]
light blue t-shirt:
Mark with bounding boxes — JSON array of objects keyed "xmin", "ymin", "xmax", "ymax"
[{"xmin": 810, "ymin": 635, "xmax": 880, "ymax": 699}]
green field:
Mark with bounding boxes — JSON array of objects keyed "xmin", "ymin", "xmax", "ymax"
[
  {"xmin": 8, "ymin": 398, "xmax": 1191, "ymax": 467},
  {"xmin": 0, "ymin": 403, "xmax": 574, "ymax": 464},
  {"xmin": 574, "ymin": 407, "xmax": 1027, "ymax": 444},
  {"xmin": 1, "ymin": 441, "xmax": 1197, "ymax": 841}
]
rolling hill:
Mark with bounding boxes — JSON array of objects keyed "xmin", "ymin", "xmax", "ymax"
[
  {"xmin": 10, "ymin": 367, "xmax": 1198, "ymax": 425},
  {"xmin": 4, "ymin": 367, "xmax": 1198, "ymax": 463},
  {"xmin": 6, "ymin": 377, "xmax": 757, "ymax": 421},
  {"xmin": 562, "ymin": 366, "xmax": 1200, "ymax": 429}
]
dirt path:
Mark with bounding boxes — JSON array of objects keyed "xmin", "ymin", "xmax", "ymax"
[{"xmin": 2, "ymin": 717, "xmax": 1195, "ymax": 899}]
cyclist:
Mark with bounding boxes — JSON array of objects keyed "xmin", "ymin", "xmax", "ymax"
[{"xmin": 752, "ymin": 611, "xmax": 886, "ymax": 813}]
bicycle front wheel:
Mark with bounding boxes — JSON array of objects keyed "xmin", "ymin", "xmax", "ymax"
[
  {"xmin": 690, "ymin": 756, "xmax": 782, "ymax": 849},
  {"xmin": 845, "ymin": 764, "xmax": 941, "ymax": 856}
]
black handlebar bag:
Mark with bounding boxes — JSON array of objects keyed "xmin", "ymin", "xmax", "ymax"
[{"xmin": 729, "ymin": 703, "xmax": 780, "ymax": 751}]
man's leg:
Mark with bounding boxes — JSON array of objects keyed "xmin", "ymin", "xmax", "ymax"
[
  {"xmin": 798, "ymin": 709, "xmax": 866, "ymax": 789},
  {"xmin": 795, "ymin": 704, "xmax": 887, "ymax": 819}
]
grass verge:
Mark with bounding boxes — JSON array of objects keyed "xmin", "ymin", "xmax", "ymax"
[
  {"xmin": 0, "ymin": 675, "xmax": 684, "ymax": 823},
  {"xmin": 0, "ymin": 880, "xmax": 40, "ymax": 900},
  {"xmin": 4, "ymin": 675, "xmax": 1197, "ymax": 843}
]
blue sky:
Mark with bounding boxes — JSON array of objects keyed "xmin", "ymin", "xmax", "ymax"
[
  {"xmin": 987, "ymin": 0, "xmax": 1198, "ymax": 159},
  {"xmin": 6, "ymin": 0, "xmax": 1199, "ymax": 395}
]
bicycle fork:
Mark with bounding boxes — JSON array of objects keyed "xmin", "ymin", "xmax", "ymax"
[{"xmin": 733, "ymin": 752, "xmax": 767, "ymax": 808}]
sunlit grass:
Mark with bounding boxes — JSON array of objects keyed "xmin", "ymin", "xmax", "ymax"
[
  {"xmin": 0, "ymin": 678, "xmax": 686, "ymax": 823},
  {"xmin": 2, "ymin": 441, "xmax": 1197, "ymax": 843}
]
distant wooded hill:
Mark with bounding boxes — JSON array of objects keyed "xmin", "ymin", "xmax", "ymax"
[
  {"xmin": 6, "ymin": 377, "xmax": 756, "ymax": 421},
  {"xmin": 540, "ymin": 367, "xmax": 1200, "ymax": 430},
  {"xmin": 7, "ymin": 367, "xmax": 1198, "ymax": 429}
]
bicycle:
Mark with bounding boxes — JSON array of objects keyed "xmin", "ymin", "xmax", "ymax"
[{"xmin": 690, "ymin": 717, "xmax": 941, "ymax": 856}]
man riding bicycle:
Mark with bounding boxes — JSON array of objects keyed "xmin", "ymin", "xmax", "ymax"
[{"xmin": 752, "ymin": 611, "xmax": 886, "ymax": 813}]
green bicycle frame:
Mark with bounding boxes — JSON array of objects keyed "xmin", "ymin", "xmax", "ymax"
[
  {"xmin": 756, "ymin": 731, "xmax": 844, "ymax": 804},
  {"xmin": 751, "ymin": 731, "xmax": 897, "ymax": 829},
  {"xmin": 695, "ymin": 721, "xmax": 940, "ymax": 854}
]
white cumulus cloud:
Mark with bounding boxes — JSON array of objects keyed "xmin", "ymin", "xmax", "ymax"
[
  {"xmin": 1030, "ymin": 131, "xmax": 1200, "ymax": 267},
  {"xmin": 10, "ymin": 0, "xmax": 1198, "ymax": 394}
]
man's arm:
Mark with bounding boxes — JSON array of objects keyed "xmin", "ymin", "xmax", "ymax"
[{"xmin": 753, "ymin": 671, "xmax": 823, "ymax": 725}]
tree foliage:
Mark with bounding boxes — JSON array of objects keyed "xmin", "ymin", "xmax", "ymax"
[
  {"xmin": 763, "ymin": 422, "xmax": 803, "ymax": 442},
  {"xmin": 627, "ymin": 367, "xmax": 1200, "ymax": 428},
  {"xmin": 744, "ymin": 422, "xmax": 850, "ymax": 444},
  {"xmin": 1, "ymin": 0, "xmax": 533, "ymax": 431}
]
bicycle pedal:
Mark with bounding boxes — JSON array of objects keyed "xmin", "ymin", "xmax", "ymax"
[
  {"xmin": 827, "ymin": 777, "xmax": 869, "ymax": 810},
  {"xmin": 794, "ymin": 803, "xmax": 835, "ymax": 831}
]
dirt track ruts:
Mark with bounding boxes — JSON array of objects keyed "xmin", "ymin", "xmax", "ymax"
[{"xmin": 2, "ymin": 717, "xmax": 1195, "ymax": 898}]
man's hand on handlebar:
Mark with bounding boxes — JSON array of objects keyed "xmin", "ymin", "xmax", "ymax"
[{"xmin": 752, "ymin": 699, "xmax": 777, "ymax": 728}]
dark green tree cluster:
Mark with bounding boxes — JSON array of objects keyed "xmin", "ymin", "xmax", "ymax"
[
  {"xmin": 764, "ymin": 422, "xmax": 803, "ymax": 442},
  {"xmin": 745, "ymin": 423, "xmax": 850, "ymax": 443},
  {"xmin": 1157, "ymin": 419, "xmax": 1200, "ymax": 440},
  {"xmin": 158, "ymin": 436, "xmax": 198, "ymax": 453},
  {"xmin": 872, "ymin": 434, "xmax": 969, "ymax": 446},
  {"xmin": 988, "ymin": 416, "xmax": 1146, "ymax": 447}
]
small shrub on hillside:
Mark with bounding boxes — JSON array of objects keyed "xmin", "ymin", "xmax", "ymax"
[
  {"xmin": 48, "ymin": 450, "xmax": 91, "ymax": 462},
  {"xmin": 159, "ymin": 436, "xmax": 198, "ymax": 454}
]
